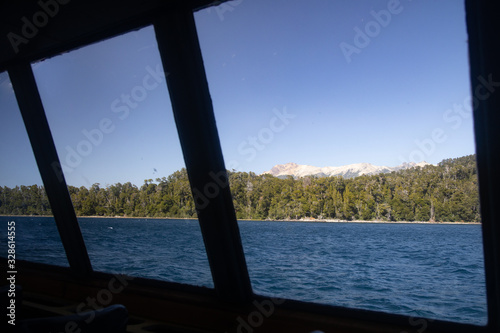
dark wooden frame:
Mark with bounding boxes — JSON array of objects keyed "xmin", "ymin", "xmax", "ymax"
[
  {"xmin": 1, "ymin": 0, "xmax": 499, "ymax": 332},
  {"xmin": 153, "ymin": 7, "xmax": 252, "ymax": 303},
  {"xmin": 466, "ymin": 0, "xmax": 500, "ymax": 329},
  {"xmin": 8, "ymin": 63, "xmax": 92, "ymax": 277}
]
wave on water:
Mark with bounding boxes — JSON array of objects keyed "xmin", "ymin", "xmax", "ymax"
[{"xmin": 0, "ymin": 216, "xmax": 488, "ymax": 326}]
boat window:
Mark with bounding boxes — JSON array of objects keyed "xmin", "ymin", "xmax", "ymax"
[
  {"xmin": 0, "ymin": 71, "xmax": 68, "ymax": 267},
  {"xmin": 29, "ymin": 26, "xmax": 213, "ymax": 288},
  {"xmin": 194, "ymin": 0, "xmax": 486, "ymax": 324}
]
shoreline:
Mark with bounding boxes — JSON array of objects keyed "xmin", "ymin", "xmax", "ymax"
[
  {"xmin": 261, "ymin": 219, "xmax": 481, "ymax": 225},
  {"xmin": 0, "ymin": 214, "xmax": 481, "ymax": 224}
]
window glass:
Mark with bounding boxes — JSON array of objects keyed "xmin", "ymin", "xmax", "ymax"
[
  {"xmin": 0, "ymin": 71, "xmax": 68, "ymax": 267},
  {"xmin": 31, "ymin": 26, "xmax": 213, "ymax": 288},
  {"xmin": 195, "ymin": 0, "xmax": 486, "ymax": 324}
]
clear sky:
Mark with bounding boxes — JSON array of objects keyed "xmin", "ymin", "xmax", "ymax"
[{"xmin": 0, "ymin": 0, "xmax": 474, "ymax": 188}]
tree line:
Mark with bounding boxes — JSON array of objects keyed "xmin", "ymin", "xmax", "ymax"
[{"xmin": 0, "ymin": 155, "xmax": 480, "ymax": 222}]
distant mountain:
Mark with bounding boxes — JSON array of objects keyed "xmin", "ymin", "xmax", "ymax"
[{"xmin": 263, "ymin": 161, "xmax": 431, "ymax": 179}]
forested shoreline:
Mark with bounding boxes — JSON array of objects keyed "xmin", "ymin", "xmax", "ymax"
[{"xmin": 0, "ymin": 155, "xmax": 480, "ymax": 222}]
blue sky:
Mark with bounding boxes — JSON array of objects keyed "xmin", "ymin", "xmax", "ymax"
[{"xmin": 0, "ymin": 0, "xmax": 474, "ymax": 188}]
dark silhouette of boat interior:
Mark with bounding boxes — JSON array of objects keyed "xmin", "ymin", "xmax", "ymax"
[{"xmin": 1, "ymin": 1, "xmax": 499, "ymax": 332}]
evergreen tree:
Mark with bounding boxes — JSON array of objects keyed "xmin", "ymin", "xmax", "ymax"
[{"xmin": 0, "ymin": 155, "xmax": 481, "ymax": 223}]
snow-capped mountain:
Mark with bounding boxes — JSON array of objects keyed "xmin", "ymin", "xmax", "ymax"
[{"xmin": 263, "ymin": 161, "xmax": 431, "ymax": 179}]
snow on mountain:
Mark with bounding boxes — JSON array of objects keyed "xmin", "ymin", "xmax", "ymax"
[{"xmin": 263, "ymin": 161, "xmax": 431, "ymax": 179}]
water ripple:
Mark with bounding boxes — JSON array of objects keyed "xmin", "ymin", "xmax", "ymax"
[{"xmin": 0, "ymin": 217, "xmax": 487, "ymax": 326}]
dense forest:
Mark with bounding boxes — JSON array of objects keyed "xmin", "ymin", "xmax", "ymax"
[{"xmin": 0, "ymin": 155, "xmax": 480, "ymax": 222}]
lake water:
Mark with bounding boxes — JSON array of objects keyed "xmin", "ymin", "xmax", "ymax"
[{"xmin": 1, "ymin": 216, "xmax": 487, "ymax": 325}]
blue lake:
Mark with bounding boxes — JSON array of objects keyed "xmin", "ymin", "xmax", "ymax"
[{"xmin": 0, "ymin": 216, "xmax": 487, "ymax": 325}]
